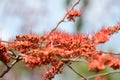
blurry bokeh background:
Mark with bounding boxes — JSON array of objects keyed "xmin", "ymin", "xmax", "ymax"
[{"xmin": 0, "ymin": 0, "xmax": 120, "ymax": 80}]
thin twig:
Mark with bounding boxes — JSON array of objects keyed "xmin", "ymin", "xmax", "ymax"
[
  {"xmin": 0, "ymin": 40, "xmax": 13, "ymax": 43},
  {"xmin": 99, "ymin": 50, "xmax": 120, "ymax": 55},
  {"xmin": 0, "ymin": 56, "xmax": 21, "ymax": 78},
  {"xmin": 70, "ymin": 0, "xmax": 81, "ymax": 10},
  {"xmin": 49, "ymin": 0, "xmax": 80, "ymax": 35},
  {"xmin": 87, "ymin": 69, "xmax": 120, "ymax": 79},
  {"xmin": 61, "ymin": 58, "xmax": 88, "ymax": 63},
  {"xmin": 67, "ymin": 64, "xmax": 88, "ymax": 80}
]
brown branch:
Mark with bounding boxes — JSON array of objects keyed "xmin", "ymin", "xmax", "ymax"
[
  {"xmin": 100, "ymin": 50, "xmax": 120, "ymax": 55},
  {"xmin": 0, "ymin": 56, "xmax": 21, "ymax": 78},
  {"xmin": 87, "ymin": 69, "xmax": 120, "ymax": 79},
  {"xmin": 61, "ymin": 58, "xmax": 88, "ymax": 63},
  {"xmin": 67, "ymin": 64, "xmax": 88, "ymax": 80},
  {"xmin": 70, "ymin": 0, "xmax": 81, "ymax": 10},
  {"xmin": 0, "ymin": 40, "xmax": 13, "ymax": 43},
  {"xmin": 49, "ymin": 0, "xmax": 80, "ymax": 35}
]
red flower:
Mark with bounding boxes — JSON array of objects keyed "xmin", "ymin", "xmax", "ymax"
[
  {"xmin": 66, "ymin": 9, "xmax": 81, "ymax": 22},
  {"xmin": 95, "ymin": 76, "xmax": 107, "ymax": 80},
  {"xmin": 89, "ymin": 59, "xmax": 105, "ymax": 71},
  {"xmin": 92, "ymin": 28, "xmax": 110, "ymax": 44},
  {"xmin": 0, "ymin": 42, "xmax": 10, "ymax": 64},
  {"xmin": 92, "ymin": 24, "xmax": 120, "ymax": 44}
]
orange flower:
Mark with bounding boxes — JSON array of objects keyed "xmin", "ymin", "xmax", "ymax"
[
  {"xmin": 92, "ymin": 28, "xmax": 110, "ymax": 44},
  {"xmin": 92, "ymin": 24, "xmax": 120, "ymax": 44},
  {"xmin": 0, "ymin": 42, "xmax": 10, "ymax": 64},
  {"xmin": 95, "ymin": 76, "xmax": 107, "ymax": 80},
  {"xmin": 89, "ymin": 59, "xmax": 105, "ymax": 71},
  {"xmin": 66, "ymin": 9, "xmax": 81, "ymax": 22}
]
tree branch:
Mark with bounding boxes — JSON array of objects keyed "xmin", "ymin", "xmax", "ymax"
[
  {"xmin": 61, "ymin": 58, "xmax": 88, "ymax": 63},
  {"xmin": 0, "ymin": 40, "xmax": 13, "ymax": 43},
  {"xmin": 70, "ymin": 0, "xmax": 80, "ymax": 10},
  {"xmin": 0, "ymin": 56, "xmax": 21, "ymax": 78},
  {"xmin": 67, "ymin": 64, "xmax": 88, "ymax": 80},
  {"xmin": 100, "ymin": 50, "xmax": 120, "ymax": 55},
  {"xmin": 87, "ymin": 69, "xmax": 120, "ymax": 79},
  {"xmin": 49, "ymin": 0, "xmax": 81, "ymax": 35}
]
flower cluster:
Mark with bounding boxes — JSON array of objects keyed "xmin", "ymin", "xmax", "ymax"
[
  {"xmin": 1, "ymin": 0, "xmax": 120, "ymax": 80},
  {"xmin": 5, "ymin": 23, "xmax": 120, "ymax": 79},
  {"xmin": 11, "ymin": 34, "xmax": 42, "ymax": 53},
  {"xmin": 95, "ymin": 76, "xmax": 107, "ymax": 80},
  {"xmin": 0, "ymin": 42, "xmax": 10, "ymax": 64},
  {"xmin": 66, "ymin": 9, "xmax": 81, "ymax": 22},
  {"xmin": 92, "ymin": 24, "xmax": 120, "ymax": 44},
  {"xmin": 88, "ymin": 24, "xmax": 120, "ymax": 71},
  {"xmin": 43, "ymin": 62, "xmax": 63, "ymax": 80},
  {"xmin": 0, "ymin": 23, "xmax": 120, "ymax": 80},
  {"xmin": 89, "ymin": 53, "xmax": 120, "ymax": 71}
]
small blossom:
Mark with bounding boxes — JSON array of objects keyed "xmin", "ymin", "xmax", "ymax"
[
  {"xmin": 95, "ymin": 76, "xmax": 108, "ymax": 80},
  {"xmin": 0, "ymin": 42, "xmax": 10, "ymax": 63},
  {"xmin": 66, "ymin": 9, "xmax": 81, "ymax": 22}
]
